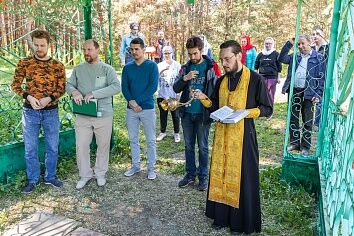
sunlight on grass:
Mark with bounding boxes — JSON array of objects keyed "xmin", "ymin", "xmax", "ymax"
[{"xmin": 0, "ymin": 96, "xmax": 317, "ymax": 235}]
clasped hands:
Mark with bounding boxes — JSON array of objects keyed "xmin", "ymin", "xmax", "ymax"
[
  {"xmin": 27, "ymin": 95, "xmax": 51, "ymax": 110},
  {"xmin": 72, "ymin": 90, "xmax": 94, "ymax": 105},
  {"xmin": 129, "ymin": 100, "xmax": 142, "ymax": 113}
]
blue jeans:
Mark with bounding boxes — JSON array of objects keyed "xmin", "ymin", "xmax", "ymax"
[
  {"xmin": 181, "ymin": 113, "xmax": 211, "ymax": 179},
  {"xmin": 126, "ymin": 109, "xmax": 156, "ymax": 171},
  {"xmin": 22, "ymin": 107, "xmax": 60, "ymax": 183}
]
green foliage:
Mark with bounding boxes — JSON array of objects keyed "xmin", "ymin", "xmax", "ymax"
[
  {"xmin": 0, "ymin": 95, "xmax": 317, "ymax": 235},
  {"xmin": 0, "ymin": 171, "xmax": 26, "ymax": 197},
  {"xmin": 56, "ymin": 155, "xmax": 78, "ymax": 179},
  {"xmin": 256, "ymin": 103, "xmax": 288, "ymax": 158},
  {"xmin": 260, "ymin": 166, "xmax": 316, "ymax": 235}
]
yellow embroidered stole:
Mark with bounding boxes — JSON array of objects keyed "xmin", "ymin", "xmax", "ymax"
[{"xmin": 208, "ymin": 66, "xmax": 260, "ymax": 208}]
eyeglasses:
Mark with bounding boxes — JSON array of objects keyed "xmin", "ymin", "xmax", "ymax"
[
  {"xmin": 219, "ymin": 54, "xmax": 236, "ymax": 63},
  {"xmin": 163, "ymin": 52, "xmax": 172, "ymax": 55},
  {"xmin": 265, "ymin": 42, "xmax": 273, "ymax": 45}
]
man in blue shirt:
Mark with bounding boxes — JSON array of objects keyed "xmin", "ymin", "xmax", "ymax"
[
  {"xmin": 122, "ymin": 38, "xmax": 159, "ymax": 180},
  {"xmin": 173, "ymin": 36, "xmax": 221, "ymax": 191},
  {"xmin": 119, "ymin": 22, "xmax": 145, "ymax": 67}
]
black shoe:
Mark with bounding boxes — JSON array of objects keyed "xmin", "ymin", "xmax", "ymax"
[
  {"xmin": 287, "ymin": 144, "xmax": 300, "ymax": 152},
  {"xmin": 21, "ymin": 182, "xmax": 39, "ymax": 194},
  {"xmin": 211, "ymin": 223, "xmax": 224, "ymax": 230},
  {"xmin": 178, "ymin": 174, "xmax": 195, "ymax": 188},
  {"xmin": 197, "ymin": 177, "xmax": 208, "ymax": 191},
  {"xmin": 44, "ymin": 178, "xmax": 63, "ymax": 188},
  {"xmin": 230, "ymin": 230, "xmax": 242, "ymax": 235}
]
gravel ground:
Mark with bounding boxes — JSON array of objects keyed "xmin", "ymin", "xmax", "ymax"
[
  {"xmin": 1, "ymin": 163, "xmax": 241, "ymax": 236},
  {"xmin": 1, "ymin": 86, "xmax": 289, "ymax": 235}
]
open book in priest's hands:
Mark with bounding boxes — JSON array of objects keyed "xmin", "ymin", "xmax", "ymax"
[{"xmin": 210, "ymin": 106, "xmax": 249, "ymax": 124}]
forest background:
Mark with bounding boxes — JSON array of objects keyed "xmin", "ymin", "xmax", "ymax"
[{"xmin": 0, "ymin": 0, "xmax": 333, "ymax": 69}]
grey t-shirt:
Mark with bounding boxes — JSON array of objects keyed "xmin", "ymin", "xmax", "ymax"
[{"xmin": 66, "ymin": 61, "xmax": 121, "ymax": 117}]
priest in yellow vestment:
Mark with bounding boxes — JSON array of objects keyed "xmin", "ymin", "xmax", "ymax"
[{"xmin": 198, "ymin": 40, "xmax": 273, "ymax": 234}]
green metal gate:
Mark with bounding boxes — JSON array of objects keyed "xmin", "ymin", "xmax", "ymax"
[
  {"xmin": 280, "ymin": 0, "xmax": 354, "ymax": 235},
  {"xmin": 317, "ymin": 0, "xmax": 354, "ymax": 235},
  {"xmin": 0, "ymin": 0, "xmax": 113, "ymax": 184}
]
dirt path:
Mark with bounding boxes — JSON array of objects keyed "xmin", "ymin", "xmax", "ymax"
[{"xmin": 2, "ymin": 164, "xmax": 235, "ymax": 236}]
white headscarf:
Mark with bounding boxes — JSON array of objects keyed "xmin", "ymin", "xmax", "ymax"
[
  {"xmin": 261, "ymin": 37, "xmax": 275, "ymax": 56},
  {"xmin": 200, "ymin": 34, "xmax": 211, "ymax": 56}
]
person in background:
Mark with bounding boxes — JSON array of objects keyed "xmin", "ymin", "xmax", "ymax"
[
  {"xmin": 122, "ymin": 38, "xmax": 159, "ymax": 180},
  {"xmin": 312, "ymin": 27, "xmax": 329, "ymax": 61},
  {"xmin": 312, "ymin": 27, "xmax": 329, "ymax": 130},
  {"xmin": 11, "ymin": 30, "xmax": 66, "ymax": 194},
  {"xmin": 279, "ymin": 35, "xmax": 326, "ymax": 156},
  {"xmin": 199, "ymin": 34, "xmax": 214, "ymax": 60},
  {"xmin": 153, "ymin": 30, "xmax": 170, "ymax": 64},
  {"xmin": 255, "ymin": 37, "xmax": 282, "ymax": 110},
  {"xmin": 119, "ymin": 22, "xmax": 145, "ymax": 67},
  {"xmin": 66, "ymin": 39, "xmax": 121, "ymax": 189},
  {"xmin": 156, "ymin": 46, "xmax": 182, "ymax": 143},
  {"xmin": 240, "ymin": 34, "xmax": 257, "ymax": 70},
  {"xmin": 173, "ymin": 36, "xmax": 221, "ymax": 191}
]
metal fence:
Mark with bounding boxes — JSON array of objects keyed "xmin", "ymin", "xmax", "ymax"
[
  {"xmin": 0, "ymin": 0, "xmax": 112, "ymax": 183},
  {"xmin": 317, "ymin": 0, "xmax": 354, "ymax": 235}
]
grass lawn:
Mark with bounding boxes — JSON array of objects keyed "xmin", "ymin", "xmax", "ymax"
[{"xmin": 0, "ymin": 95, "xmax": 317, "ymax": 235}]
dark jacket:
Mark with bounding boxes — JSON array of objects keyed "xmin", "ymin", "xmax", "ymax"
[
  {"xmin": 173, "ymin": 55, "xmax": 221, "ymax": 123},
  {"xmin": 312, "ymin": 43, "xmax": 330, "ymax": 62},
  {"xmin": 255, "ymin": 50, "xmax": 282, "ymax": 76},
  {"xmin": 279, "ymin": 41, "xmax": 326, "ymax": 100}
]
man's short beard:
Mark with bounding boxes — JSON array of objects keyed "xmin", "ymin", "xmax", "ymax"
[
  {"xmin": 191, "ymin": 58, "xmax": 202, "ymax": 64},
  {"xmin": 36, "ymin": 52, "xmax": 47, "ymax": 59},
  {"xmin": 85, "ymin": 56, "xmax": 93, "ymax": 63}
]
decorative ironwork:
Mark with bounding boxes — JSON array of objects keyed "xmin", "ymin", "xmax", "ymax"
[
  {"xmin": 317, "ymin": 0, "xmax": 354, "ymax": 235},
  {"xmin": 0, "ymin": 0, "xmax": 113, "ymax": 183}
]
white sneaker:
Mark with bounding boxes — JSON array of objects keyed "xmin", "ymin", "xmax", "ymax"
[
  {"xmin": 156, "ymin": 132, "xmax": 167, "ymax": 141},
  {"xmin": 124, "ymin": 167, "xmax": 141, "ymax": 177},
  {"xmin": 76, "ymin": 178, "xmax": 91, "ymax": 189},
  {"xmin": 97, "ymin": 177, "xmax": 106, "ymax": 187},
  {"xmin": 147, "ymin": 170, "xmax": 156, "ymax": 180},
  {"xmin": 174, "ymin": 133, "xmax": 181, "ymax": 143}
]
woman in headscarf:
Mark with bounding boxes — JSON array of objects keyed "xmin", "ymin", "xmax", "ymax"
[
  {"xmin": 240, "ymin": 35, "xmax": 257, "ymax": 70},
  {"xmin": 199, "ymin": 34, "xmax": 214, "ymax": 60},
  {"xmin": 156, "ymin": 46, "xmax": 182, "ymax": 143},
  {"xmin": 255, "ymin": 37, "xmax": 282, "ymax": 109}
]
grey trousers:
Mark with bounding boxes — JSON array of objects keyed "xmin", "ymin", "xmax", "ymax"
[
  {"xmin": 75, "ymin": 115, "xmax": 113, "ymax": 179},
  {"xmin": 126, "ymin": 108, "xmax": 156, "ymax": 171}
]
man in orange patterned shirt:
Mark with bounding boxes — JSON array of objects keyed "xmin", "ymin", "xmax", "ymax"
[{"xmin": 11, "ymin": 30, "xmax": 66, "ymax": 194}]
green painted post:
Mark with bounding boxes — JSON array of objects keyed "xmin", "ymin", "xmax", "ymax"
[
  {"xmin": 83, "ymin": 0, "xmax": 92, "ymax": 40},
  {"xmin": 282, "ymin": 0, "xmax": 302, "ymax": 158},
  {"xmin": 187, "ymin": 0, "xmax": 195, "ymax": 5},
  {"xmin": 316, "ymin": 0, "xmax": 342, "ymax": 158}
]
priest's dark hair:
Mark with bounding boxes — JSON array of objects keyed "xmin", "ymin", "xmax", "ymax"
[{"xmin": 220, "ymin": 40, "xmax": 242, "ymax": 55}]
